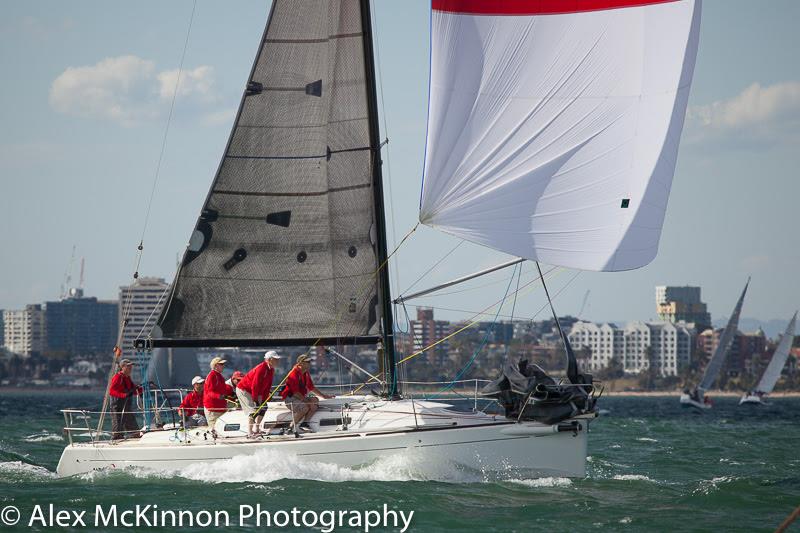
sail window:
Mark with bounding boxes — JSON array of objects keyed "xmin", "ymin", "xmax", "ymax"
[
  {"xmin": 621, "ymin": 199, "xmax": 630, "ymax": 208},
  {"xmin": 246, "ymin": 81, "xmax": 263, "ymax": 96},
  {"xmin": 305, "ymin": 79, "xmax": 322, "ymax": 97},
  {"xmin": 224, "ymin": 248, "xmax": 248, "ymax": 271},
  {"xmin": 266, "ymin": 211, "xmax": 292, "ymax": 227},
  {"xmin": 297, "ymin": 251, "xmax": 307, "ymax": 263},
  {"xmin": 348, "ymin": 246, "xmax": 357, "ymax": 258}
]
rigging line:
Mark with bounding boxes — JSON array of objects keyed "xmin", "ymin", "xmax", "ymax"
[
  {"xmin": 100, "ymin": 1, "xmax": 197, "ymax": 432},
  {"xmin": 396, "ymin": 266, "xmax": 563, "ymax": 365},
  {"xmin": 369, "ymin": 0, "xmax": 400, "ymax": 295},
  {"xmin": 399, "ymin": 240, "xmax": 463, "ymax": 296},
  {"xmin": 410, "ymin": 260, "xmax": 544, "ymax": 298},
  {"xmin": 347, "ymin": 266, "xmax": 565, "ymax": 395},
  {"xmin": 133, "ymin": 285, "xmax": 172, "ymax": 340},
  {"xmin": 139, "ymin": 0, "xmax": 198, "ymax": 245},
  {"xmin": 431, "ymin": 264, "xmax": 518, "ymax": 398}
]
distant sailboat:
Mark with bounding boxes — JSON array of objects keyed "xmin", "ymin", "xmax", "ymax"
[
  {"xmin": 680, "ymin": 279, "xmax": 749, "ymax": 410},
  {"xmin": 740, "ymin": 312, "xmax": 797, "ymax": 405}
]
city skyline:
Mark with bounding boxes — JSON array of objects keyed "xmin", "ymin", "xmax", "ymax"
[{"xmin": 1, "ymin": 0, "xmax": 798, "ymax": 328}]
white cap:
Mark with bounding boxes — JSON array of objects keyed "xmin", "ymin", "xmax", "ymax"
[
  {"xmin": 191, "ymin": 376, "xmax": 205, "ymax": 385},
  {"xmin": 264, "ymin": 350, "xmax": 282, "ymax": 360}
]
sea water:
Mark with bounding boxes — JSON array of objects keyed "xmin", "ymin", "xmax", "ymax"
[{"xmin": 1, "ymin": 391, "xmax": 799, "ymax": 532}]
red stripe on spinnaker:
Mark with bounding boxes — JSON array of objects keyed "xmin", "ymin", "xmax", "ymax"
[{"xmin": 432, "ymin": 0, "xmax": 680, "ymax": 15}]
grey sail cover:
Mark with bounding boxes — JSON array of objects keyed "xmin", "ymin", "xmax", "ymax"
[
  {"xmin": 157, "ymin": 0, "xmax": 382, "ymax": 343},
  {"xmin": 755, "ymin": 312, "xmax": 796, "ymax": 394},
  {"xmin": 698, "ymin": 279, "xmax": 749, "ymax": 392}
]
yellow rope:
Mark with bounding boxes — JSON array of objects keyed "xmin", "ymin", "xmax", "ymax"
[{"xmin": 347, "ymin": 266, "xmax": 564, "ymax": 395}]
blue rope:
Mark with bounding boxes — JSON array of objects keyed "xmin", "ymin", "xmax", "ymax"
[
  {"xmin": 139, "ymin": 350, "xmax": 153, "ymax": 428},
  {"xmin": 425, "ymin": 264, "xmax": 518, "ymax": 400}
]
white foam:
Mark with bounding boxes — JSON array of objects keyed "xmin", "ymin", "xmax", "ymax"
[
  {"xmin": 0, "ymin": 461, "xmax": 55, "ymax": 480},
  {"xmin": 23, "ymin": 432, "xmax": 64, "ymax": 443},
  {"xmin": 508, "ymin": 477, "xmax": 573, "ymax": 488},
  {"xmin": 132, "ymin": 448, "xmax": 480, "ymax": 485},
  {"xmin": 636, "ymin": 437, "xmax": 658, "ymax": 443},
  {"xmin": 612, "ymin": 474, "xmax": 653, "ymax": 482}
]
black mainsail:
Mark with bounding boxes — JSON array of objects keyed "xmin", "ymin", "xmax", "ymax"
[{"xmin": 154, "ymin": 0, "xmax": 396, "ymax": 384}]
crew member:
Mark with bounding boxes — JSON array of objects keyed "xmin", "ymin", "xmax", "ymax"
[
  {"xmin": 280, "ymin": 354, "xmax": 332, "ymax": 432},
  {"xmin": 178, "ymin": 376, "xmax": 206, "ymax": 428},
  {"xmin": 203, "ymin": 357, "xmax": 233, "ymax": 429},
  {"xmin": 237, "ymin": 351, "xmax": 281, "ymax": 437},
  {"xmin": 226, "ymin": 370, "xmax": 245, "ymax": 390},
  {"xmin": 108, "ymin": 358, "xmax": 143, "ymax": 440}
]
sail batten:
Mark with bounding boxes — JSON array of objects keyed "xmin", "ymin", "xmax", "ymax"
[
  {"xmin": 156, "ymin": 0, "xmax": 386, "ymax": 345},
  {"xmin": 420, "ymin": 0, "xmax": 701, "ymax": 271}
]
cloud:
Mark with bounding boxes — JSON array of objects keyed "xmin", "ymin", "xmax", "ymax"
[
  {"xmin": 202, "ymin": 108, "xmax": 237, "ymax": 126},
  {"xmin": 686, "ymin": 81, "xmax": 800, "ymax": 148},
  {"xmin": 157, "ymin": 65, "xmax": 216, "ymax": 102},
  {"xmin": 49, "ymin": 55, "xmax": 217, "ymax": 126}
]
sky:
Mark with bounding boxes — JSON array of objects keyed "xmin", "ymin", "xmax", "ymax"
[{"xmin": 0, "ymin": 0, "xmax": 798, "ymax": 334}]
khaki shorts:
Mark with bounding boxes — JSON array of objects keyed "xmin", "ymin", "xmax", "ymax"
[
  {"xmin": 204, "ymin": 408, "xmax": 223, "ymax": 428},
  {"xmin": 236, "ymin": 388, "xmax": 258, "ymax": 415}
]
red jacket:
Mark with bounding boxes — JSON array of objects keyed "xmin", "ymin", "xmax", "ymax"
[
  {"xmin": 179, "ymin": 390, "xmax": 203, "ymax": 416},
  {"xmin": 109, "ymin": 372, "xmax": 142, "ymax": 399},
  {"xmin": 237, "ymin": 362, "xmax": 275, "ymax": 403},
  {"xmin": 203, "ymin": 370, "xmax": 233, "ymax": 412},
  {"xmin": 281, "ymin": 366, "xmax": 314, "ymax": 400}
]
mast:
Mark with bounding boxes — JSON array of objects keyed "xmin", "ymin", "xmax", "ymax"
[{"xmin": 360, "ymin": 0, "xmax": 399, "ymax": 398}]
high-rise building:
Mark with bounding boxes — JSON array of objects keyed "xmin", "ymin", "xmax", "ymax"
[
  {"xmin": 655, "ymin": 285, "xmax": 711, "ymax": 331},
  {"xmin": 45, "ymin": 292, "xmax": 118, "ymax": 357},
  {"xmin": 410, "ymin": 308, "xmax": 450, "ymax": 364},
  {"xmin": 118, "ymin": 277, "xmax": 170, "ymax": 358},
  {"xmin": 0, "ymin": 310, "xmax": 4, "ymax": 349},
  {"xmin": 569, "ymin": 320, "xmax": 694, "ymax": 377},
  {"xmin": 2, "ymin": 305, "xmax": 46, "ymax": 357}
]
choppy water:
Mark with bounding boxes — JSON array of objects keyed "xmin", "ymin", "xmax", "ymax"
[{"xmin": 1, "ymin": 391, "xmax": 799, "ymax": 532}]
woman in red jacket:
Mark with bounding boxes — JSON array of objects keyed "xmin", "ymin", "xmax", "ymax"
[
  {"xmin": 108, "ymin": 358, "xmax": 143, "ymax": 440},
  {"xmin": 237, "ymin": 350, "xmax": 281, "ymax": 437},
  {"xmin": 203, "ymin": 357, "xmax": 233, "ymax": 429}
]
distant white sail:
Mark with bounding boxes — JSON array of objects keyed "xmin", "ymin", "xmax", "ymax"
[
  {"xmin": 698, "ymin": 279, "xmax": 749, "ymax": 392},
  {"xmin": 754, "ymin": 313, "xmax": 797, "ymax": 394},
  {"xmin": 420, "ymin": 0, "xmax": 701, "ymax": 271}
]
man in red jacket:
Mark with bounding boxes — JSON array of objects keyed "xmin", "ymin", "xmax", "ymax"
[
  {"xmin": 203, "ymin": 356, "xmax": 234, "ymax": 429},
  {"xmin": 237, "ymin": 350, "xmax": 281, "ymax": 437},
  {"xmin": 108, "ymin": 358, "xmax": 143, "ymax": 440},
  {"xmin": 178, "ymin": 376, "xmax": 206, "ymax": 427},
  {"xmin": 281, "ymin": 354, "xmax": 332, "ymax": 433}
]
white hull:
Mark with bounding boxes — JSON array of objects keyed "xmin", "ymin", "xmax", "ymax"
[
  {"xmin": 679, "ymin": 393, "xmax": 711, "ymax": 410},
  {"xmin": 739, "ymin": 394, "xmax": 764, "ymax": 405},
  {"xmin": 58, "ymin": 398, "xmax": 592, "ymax": 479}
]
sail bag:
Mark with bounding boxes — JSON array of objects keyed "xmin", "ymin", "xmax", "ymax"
[{"xmin": 421, "ymin": 0, "xmax": 701, "ymax": 271}]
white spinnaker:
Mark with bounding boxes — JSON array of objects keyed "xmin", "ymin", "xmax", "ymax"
[
  {"xmin": 755, "ymin": 313, "xmax": 797, "ymax": 394},
  {"xmin": 420, "ymin": 0, "xmax": 701, "ymax": 271}
]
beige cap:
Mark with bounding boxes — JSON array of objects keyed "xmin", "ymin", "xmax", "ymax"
[
  {"xmin": 119, "ymin": 358, "xmax": 134, "ymax": 367},
  {"xmin": 210, "ymin": 356, "xmax": 227, "ymax": 369},
  {"xmin": 296, "ymin": 354, "xmax": 311, "ymax": 365},
  {"xmin": 264, "ymin": 350, "xmax": 282, "ymax": 360}
]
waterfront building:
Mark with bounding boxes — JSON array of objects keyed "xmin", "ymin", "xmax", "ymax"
[
  {"xmin": 569, "ymin": 320, "xmax": 694, "ymax": 377},
  {"xmin": 2, "ymin": 305, "xmax": 46, "ymax": 357},
  {"xmin": 409, "ymin": 308, "xmax": 451, "ymax": 365},
  {"xmin": 655, "ymin": 285, "xmax": 711, "ymax": 331},
  {"xmin": 45, "ymin": 292, "xmax": 118, "ymax": 356}
]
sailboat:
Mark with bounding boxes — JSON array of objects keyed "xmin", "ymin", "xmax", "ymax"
[
  {"xmin": 680, "ymin": 279, "xmax": 749, "ymax": 410},
  {"xmin": 740, "ymin": 312, "xmax": 797, "ymax": 405},
  {"xmin": 57, "ymin": 0, "xmax": 701, "ymax": 478}
]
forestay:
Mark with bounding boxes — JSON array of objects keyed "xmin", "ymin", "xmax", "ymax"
[
  {"xmin": 755, "ymin": 312, "xmax": 797, "ymax": 394},
  {"xmin": 157, "ymin": 0, "xmax": 384, "ymax": 344},
  {"xmin": 420, "ymin": 0, "xmax": 701, "ymax": 271}
]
